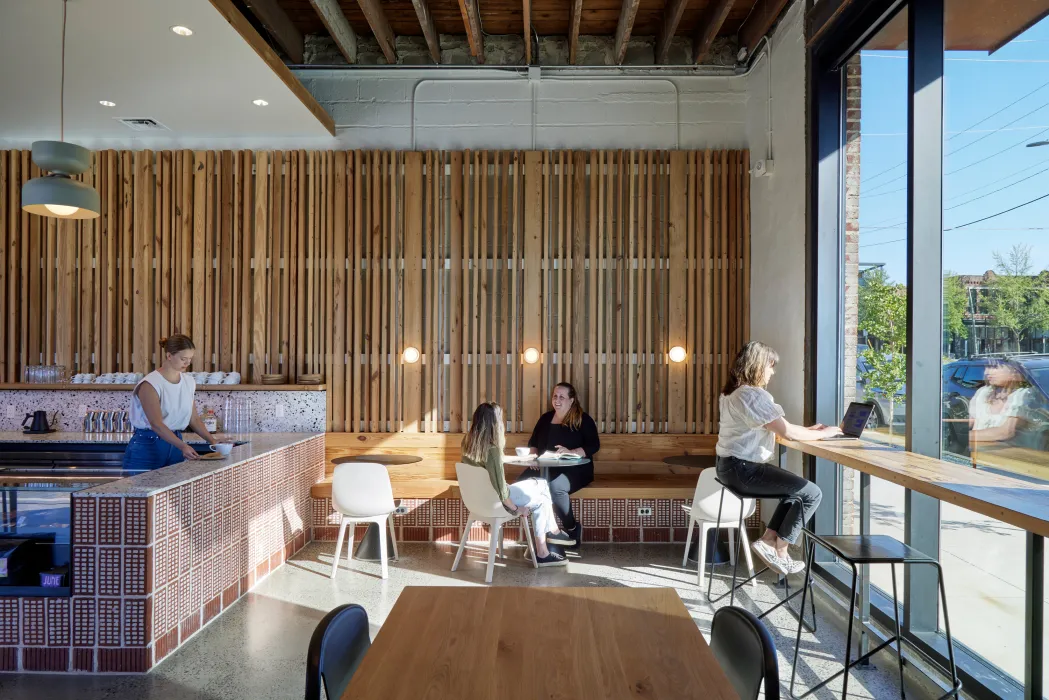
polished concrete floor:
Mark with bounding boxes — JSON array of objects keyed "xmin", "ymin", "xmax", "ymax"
[{"xmin": 0, "ymin": 540, "xmax": 950, "ymax": 699}]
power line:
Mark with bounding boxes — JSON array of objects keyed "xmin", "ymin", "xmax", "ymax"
[
  {"xmin": 863, "ymin": 124, "xmax": 1049, "ymax": 198},
  {"xmin": 858, "ymin": 193, "xmax": 1049, "ymax": 247},
  {"xmin": 860, "ymin": 159, "xmax": 1049, "ymax": 232},
  {"xmin": 861, "ymin": 75, "xmax": 1049, "ymax": 187}
]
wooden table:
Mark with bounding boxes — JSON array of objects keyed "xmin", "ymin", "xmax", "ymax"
[
  {"xmin": 778, "ymin": 436, "xmax": 1049, "ymax": 699},
  {"xmin": 342, "ymin": 586, "xmax": 738, "ymax": 700}
]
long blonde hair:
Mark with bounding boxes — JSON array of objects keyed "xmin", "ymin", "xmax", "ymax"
[
  {"xmin": 554, "ymin": 382, "xmax": 584, "ymax": 431},
  {"xmin": 462, "ymin": 402, "xmax": 505, "ymax": 462},
  {"xmin": 723, "ymin": 341, "xmax": 779, "ymax": 396}
]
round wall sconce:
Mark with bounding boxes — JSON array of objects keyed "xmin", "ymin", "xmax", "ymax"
[
  {"xmin": 523, "ymin": 347, "xmax": 540, "ymax": 364},
  {"xmin": 403, "ymin": 346, "xmax": 421, "ymax": 363},
  {"xmin": 668, "ymin": 346, "xmax": 687, "ymax": 363}
]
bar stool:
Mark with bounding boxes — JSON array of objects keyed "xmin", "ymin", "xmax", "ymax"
[
  {"xmin": 707, "ymin": 477, "xmax": 816, "ymax": 632},
  {"xmin": 788, "ymin": 532, "xmax": 962, "ymax": 700}
]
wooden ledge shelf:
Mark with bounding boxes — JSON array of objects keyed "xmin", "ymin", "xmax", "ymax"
[{"xmin": 0, "ymin": 383, "xmax": 326, "ymax": 392}]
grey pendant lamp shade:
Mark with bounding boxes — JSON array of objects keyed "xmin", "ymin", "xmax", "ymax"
[
  {"xmin": 22, "ymin": 141, "xmax": 100, "ymax": 220},
  {"xmin": 21, "ymin": 0, "xmax": 100, "ymax": 221}
]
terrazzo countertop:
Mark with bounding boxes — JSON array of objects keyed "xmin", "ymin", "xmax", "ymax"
[
  {"xmin": 0, "ymin": 431, "xmax": 221, "ymax": 443},
  {"xmin": 3, "ymin": 432, "xmax": 323, "ymax": 497}
]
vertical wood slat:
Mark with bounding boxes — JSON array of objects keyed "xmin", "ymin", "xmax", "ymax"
[
  {"xmin": 522, "ymin": 152, "xmax": 543, "ymax": 428},
  {"xmin": 403, "ymin": 152, "xmax": 423, "ymax": 431},
  {"xmin": 0, "ymin": 148, "xmax": 749, "ymax": 436}
]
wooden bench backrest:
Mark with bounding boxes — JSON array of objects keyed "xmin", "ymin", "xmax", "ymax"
[{"xmin": 325, "ymin": 433, "xmax": 718, "ymax": 480}]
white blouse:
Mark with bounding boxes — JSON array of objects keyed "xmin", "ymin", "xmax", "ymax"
[
  {"xmin": 129, "ymin": 371, "xmax": 196, "ymax": 431},
  {"xmin": 716, "ymin": 386, "xmax": 785, "ymax": 463},
  {"xmin": 968, "ymin": 386, "xmax": 1029, "ymax": 431}
]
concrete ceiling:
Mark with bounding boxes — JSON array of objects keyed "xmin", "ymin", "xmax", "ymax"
[{"xmin": 0, "ymin": 0, "xmax": 334, "ymax": 145}]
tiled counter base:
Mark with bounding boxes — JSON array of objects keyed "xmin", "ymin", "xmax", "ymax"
[
  {"xmin": 313, "ymin": 496, "xmax": 720, "ymax": 545},
  {"xmin": 0, "ymin": 435, "xmax": 325, "ymax": 673}
]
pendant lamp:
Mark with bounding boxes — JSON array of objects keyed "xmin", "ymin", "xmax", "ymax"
[{"xmin": 22, "ymin": 0, "xmax": 100, "ymax": 220}]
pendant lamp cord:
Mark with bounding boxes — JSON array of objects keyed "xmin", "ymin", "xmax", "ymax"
[{"xmin": 60, "ymin": 0, "xmax": 67, "ymax": 142}]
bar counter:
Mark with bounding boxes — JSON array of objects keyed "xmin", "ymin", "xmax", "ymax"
[{"xmin": 0, "ymin": 431, "xmax": 325, "ymax": 673}]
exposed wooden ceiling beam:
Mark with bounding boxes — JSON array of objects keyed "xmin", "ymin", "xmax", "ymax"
[
  {"xmin": 613, "ymin": 0, "xmax": 642, "ymax": 65},
  {"xmin": 410, "ymin": 0, "xmax": 441, "ymax": 63},
  {"xmin": 243, "ymin": 0, "xmax": 304, "ymax": 64},
  {"xmin": 569, "ymin": 0, "xmax": 583, "ymax": 65},
  {"xmin": 355, "ymin": 0, "xmax": 398, "ymax": 64},
  {"xmin": 693, "ymin": 0, "xmax": 735, "ymax": 64},
  {"xmin": 739, "ymin": 0, "xmax": 793, "ymax": 57},
  {"xmin": 654, "ymin": 0, "xmax": 689, "ymax": 65},
  {"xmin": 206, "ymin": 0, "xmax": 336, "ymax": 136},
  {"xmin": 457, "ymin": 0, "xmax": 485, "ymax": 64},
  {"xmin": 523, "ymin": 0, "xmax": 532, "ymax": 64},
  {"xmin": 307, "ymin": 0, "xmax": 358, "ymax": 64}
]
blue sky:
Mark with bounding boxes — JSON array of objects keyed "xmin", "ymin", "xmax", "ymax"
[{"xmin": 858, "ymin": 18, "xmax": 1049, "ymax": 283}]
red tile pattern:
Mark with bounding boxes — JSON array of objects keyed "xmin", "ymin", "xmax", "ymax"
[
  {"xmin": 21, "ymin": 599, "xmax": 45, "ymax": 646},
  {"xmin": 46, "ymin": 598, "xmax": 70, "ymax": 646},
  {"xmin": 23, "ymin": 646, "xmax": 69, "ymax": 671},
  {"xmin": 98, "ymin": 548, "xmax": 122, "ymax": 596},
  {"xmin": 98, "ymin": 498, "xmax": 123, "ymax": 545},
  {"xmin": 98, "ymin": 598, "xmax": 121, "ymax": 646},
  {"xmin": 72, "ymin": 497, "xmax": 97, "ymax": 544},
  {"xmin": 124, "ymin": 498, "xmax": 151, "ymax": 546},
  {"xmin": 2, "ymin": 436, "xmax": 324, "ymax": 675},
  {"xmin": 0, "ymin": 599, "xmax": 19, "ymax": 645}
]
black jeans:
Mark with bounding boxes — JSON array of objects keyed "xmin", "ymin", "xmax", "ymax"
[{"xmin": 715, "ymin": 455, "xmax": 822, "ymax": 544}]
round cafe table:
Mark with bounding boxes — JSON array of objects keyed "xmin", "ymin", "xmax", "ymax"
[
  {"xmin": 661, "ymin": 454, "xmax": 726, "ymax": 564},
  {"xmin": 331, "ymin": 454, "xmax": 423, "ymax": 561},
  {"xmin": 505, "ymin": 455, "xmax": 591, "ymax": 482}
]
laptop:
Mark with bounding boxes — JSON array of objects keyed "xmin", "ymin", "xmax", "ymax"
[{"xmin": 820, "ymin": 401, "xmax": 876, "ymax": 440}]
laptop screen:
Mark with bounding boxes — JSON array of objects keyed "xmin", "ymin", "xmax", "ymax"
[{"xmin": 841, "ymin": 402, "xmax": 875, "ymax": 437}]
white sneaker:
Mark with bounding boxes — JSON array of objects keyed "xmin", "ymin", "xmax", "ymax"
[
  {"xmin": 751, "ymin": 540, "xmax": 788, "ymax": 576},
  {"xmin": 782, "ymin": 557, "xmax": 806, "ymax": 575}
]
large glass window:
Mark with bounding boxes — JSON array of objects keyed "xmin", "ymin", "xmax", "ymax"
[
  {"xmin": 840, "ymin": 11, "xmax": 909, "ymax": 612},
  {"xmin": 937, "ymin": 6, "xmax": 1049, "ymax": 685}
]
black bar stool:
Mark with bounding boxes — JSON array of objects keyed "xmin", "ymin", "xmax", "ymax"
[
  {"xmin": 707, "ymin": 477, "xmax": 816, "ymax": 632},
  {"xmin": 789, "ymin": 532, "xmax": 962, "ymax": 700}
]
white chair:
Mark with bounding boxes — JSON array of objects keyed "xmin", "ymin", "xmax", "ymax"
[
  {"xmin": 330, "ymin": 462, "xmax": 399, "ymax": 580},
  {"xmin": 451, "ymin": 462, "xmax": 538, "ymax": 584},
  {"xmin": 681, "ymin": 468, "xmax": 757, "ymax": 589}
]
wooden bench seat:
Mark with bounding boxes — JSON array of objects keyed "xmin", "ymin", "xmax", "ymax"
[
  {"xmin": 310, "ymin": 473, "xmax": 699, "ymax": 501},
  {"xmin": 312, "ymin": 433, "xmax": 716, "ymax": 502}
]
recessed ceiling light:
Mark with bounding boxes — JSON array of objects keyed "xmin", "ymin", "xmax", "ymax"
[
  {"xmin": 171, "ymin": 25, "xmax": 193, "ymax": 37},
  {"xmin": 252, "ymin": 99, "xmax": 269, "ymax": 107},
  {"xmin": 99, "ymin": 100, "xmax": 116, "ymax": 107}
]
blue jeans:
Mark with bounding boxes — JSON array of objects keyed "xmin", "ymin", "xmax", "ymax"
[{"xmin": 122, "ymin": 428, "xmax": 185, "ymax": 471}]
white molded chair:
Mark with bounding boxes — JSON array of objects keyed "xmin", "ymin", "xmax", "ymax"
[
  {"xmin": 452, "ymin": 462, "xmax": 538, "ymax": 584},
  {"xmin": 681, "ymin": 468, "xmax": 757, "ymax": 588},
  {"xmin": 330, "ymin": 462, "xmax": 399, "ymax": 580}
]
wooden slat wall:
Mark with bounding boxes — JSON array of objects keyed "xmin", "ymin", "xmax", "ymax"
[{"xmin": 0, "ymin": 149, "xmax": 749, "ymax": 434}]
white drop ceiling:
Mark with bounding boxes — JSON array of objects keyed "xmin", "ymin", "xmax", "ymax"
[{"xmin": 0, "ymin": 0, "xmax": 334, "ymax": 146}]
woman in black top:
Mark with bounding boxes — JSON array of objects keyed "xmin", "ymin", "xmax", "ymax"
[{"xmin": 519, "ymin": 382, "xmax": 600, "ymax": 547}]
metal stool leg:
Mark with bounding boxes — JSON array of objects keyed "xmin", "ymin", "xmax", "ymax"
[
  {"xmin": 706, "ymin": 487, "xmax": 727, "ymax": 601},
  {"xmin": 790, "ymin": 538, "xmax": 817, "ymax": 698},
  {"xmin": 728, "ymin": 504, "xmax": 745, "ymax": 607},
  {"xmin": 891, "ymin": 563, "xmax": 906, "ymax": 699},
  {"xmin": 842, "ymin": 562, "xmax": 859, "ymax": 700},
  {"xmin": 933, "ymin": 562, "xmax": 962, "ymax": 699}
]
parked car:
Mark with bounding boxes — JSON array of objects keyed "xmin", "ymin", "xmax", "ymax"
[
  {"xmin": 856, "ymin": 357, "xmax": 906, "ymax": 429},
  {"xmin": 942, "ymin": 355, "xmax": 1049, "ymax": 456}
]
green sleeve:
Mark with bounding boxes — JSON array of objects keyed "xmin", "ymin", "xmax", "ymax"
[{"xmin": 485, "ymin": 447, "xmax": 511, "ymax": 501}]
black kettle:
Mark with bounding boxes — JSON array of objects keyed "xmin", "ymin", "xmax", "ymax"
[{"xmin": 22, "ymin": 410, "xmax": 56, "ymax": 434}]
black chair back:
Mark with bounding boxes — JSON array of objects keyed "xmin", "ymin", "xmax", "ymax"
[
  {"xmin": 710, "ymin": 606, "xmax": 780, "ymax": 700},
  {"xmin": 305, "ymin": 604, "xmax": 372, "ymax": 700}
]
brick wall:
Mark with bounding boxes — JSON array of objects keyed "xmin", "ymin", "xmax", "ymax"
[{"xmin": 842, "ymin": 55, "xmax": 862, "ymax": 534}]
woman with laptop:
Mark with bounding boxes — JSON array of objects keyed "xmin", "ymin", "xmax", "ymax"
[{"xmin": 715, "ymin": 341, "xmax": 841, "ymax": 575}]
